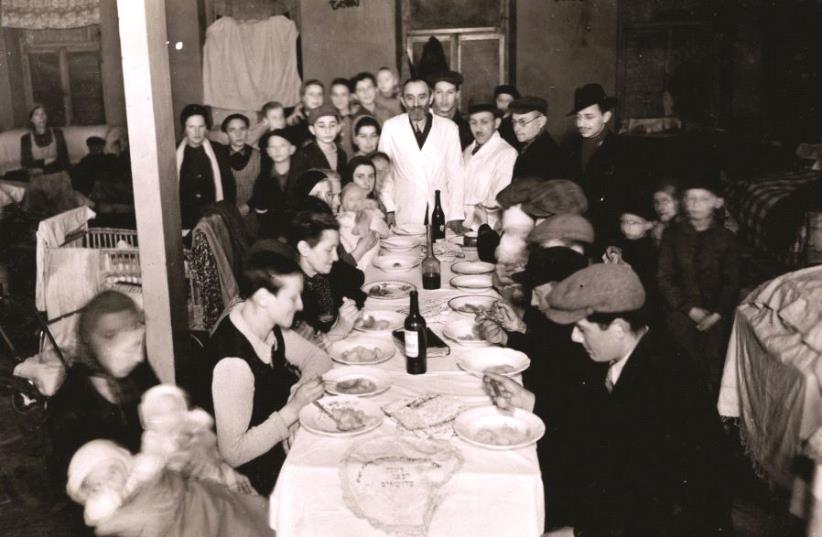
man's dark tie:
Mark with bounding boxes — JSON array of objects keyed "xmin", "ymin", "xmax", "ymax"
[{"xmin": 471, "ymin": 143, "xmax": 482, "ymax": 155}]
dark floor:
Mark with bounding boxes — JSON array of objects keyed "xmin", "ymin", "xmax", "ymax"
[{"xmin": 0, "ymin": 245, "xmax": 810, "ymax": 536}]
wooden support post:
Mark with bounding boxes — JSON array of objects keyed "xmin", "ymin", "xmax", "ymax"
[{"xmin": 117, "ymin": 0, "xmax": 186, "ymax": 383}]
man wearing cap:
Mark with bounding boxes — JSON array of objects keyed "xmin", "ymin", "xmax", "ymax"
[
  {"xmin": 561, "ymin": 83, "xmax": 627, "ymax": 246},
  {"xmin": 299, "ymin": 104, "xmax": 347, "ymax": 174},
  {"xmin": 527, "ymin": 213, "xmax": 595, "ymax": 255},
  {"xmin": 485, "ymin": 264, "xmax": 732, "ymax": 537},
  {"xmin": 378, "ymin": 78, "xmax": 465, "ymax": 229},
  {"xmin": 462, "ymin": 102, "xmax": 518, "ymax": 229},
  {"xmin": 429, "ymin": 70, "xmax": 474, "ymax": 150},
  {"xmin": 509, "ymin": 96, "xmax": 564, "ymax": 181},
  {"xmin": 494, "ymin": 84, "xmax": 521, "ymax": 149}
]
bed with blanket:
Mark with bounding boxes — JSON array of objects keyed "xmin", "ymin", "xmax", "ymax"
[{"xmin": 723, "ymin": 169, "xmax": 822, "ymax": 267}]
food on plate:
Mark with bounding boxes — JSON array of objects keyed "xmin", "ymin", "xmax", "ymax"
[
  {"xmin": 329, "ymin": 405, "xmax": 369, "ymax": 432},
  {"xmin": 335, "ymin": 377, "xmax": 378, "ymax": 395},
  {"xmin": 484, "ymin": 364, "xmax": 515, "ymax": 375},
  {"xmin": 456, "ymin": 323, "xmax": 484, "ymax": 341},
  {"xmin": 357, "ymin": 315, "xmax": 392, "ymax": 331},
  {"xmin": 367, "ymin": 282, "xmax": 411, "ymax": 298},
  {"xmin": 392, "ymin": 262, "xmax": 402, "ymax": 268},
  {"xmin": 341, "ymin": 345, "xmax": 384, "ymax": 363},
  {"xmin": 474, "ymin": 424, "xmax": 531, "ymax": 446},
  {"xmin": 462, "ymin": 302, "xmax": 493, "ymax": 315}
]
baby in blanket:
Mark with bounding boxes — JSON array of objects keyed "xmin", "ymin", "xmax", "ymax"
[{"xmin": 337, "ymin": 183, "xmax": 390, "ymax": 270}]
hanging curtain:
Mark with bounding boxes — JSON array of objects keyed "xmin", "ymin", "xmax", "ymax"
[
  {"xmin": 1, "ymin": 0, "xmax": 100, "ymax": 30},
  {"xmin": 210, "ymin": 0, "xmax": 296, "ymax": 22}
]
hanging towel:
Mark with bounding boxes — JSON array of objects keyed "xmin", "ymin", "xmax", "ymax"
[
  {"xmin": 203, "ymin": 15, "xmax": 302, "ymax": 111},
  {"xmin": 35, "ymin": 206, "xmax": 96, "ymax": 311}
]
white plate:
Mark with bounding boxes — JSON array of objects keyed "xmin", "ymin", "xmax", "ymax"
[
  {"xmin": 450, "ymin": 274, "xmax": 493, "ymax": 292},
  {"xmin": 456, "ymin": 347, "xmax": 531, "ymax": 377},
  {"xmin": 442, "ymin": 319, "xmax": 489, "ymax": 347},
  {"xmin": 354, "ymin": 310, "xmax": 405, "ymax": 333},
  {"xmin": 454, "ymin": 406, "xmax": 545, "ymax": 450},
  {"xmin": 393, "ymin": 224, "xmax": 427, "ymax": 236},
  {"xmin": 381, "ymin": 235, "xmax": 422, "ymax": 250},
  {"xmin": 363, "ymin": 280, "xmax": 416, "ymax": 300},
  {"xmin": 328, "ymin": 336, "xmax": 396, "ymax": 365},
  {"xmin": 448, "ymin": 295, "xmax": 499, "ymax": 315},
  {"xmin": 451, "ymin": 261, "xmax": 495, "ymax": 275},
  {"xmin": 323, "ymin": 366, "xmax": 391, "ymax": 397},
  {"xmin": 299, "ymin": 396, "xmax": 384, "ymax": 437},
  {"xmin": 372, "ymin": 255, "xmax": 420, "ymax": 272}
]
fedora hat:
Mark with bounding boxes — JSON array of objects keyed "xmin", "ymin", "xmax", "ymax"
[{"xmin": 567, "ymin": 83, "xmax": 617, "ymax": 116}]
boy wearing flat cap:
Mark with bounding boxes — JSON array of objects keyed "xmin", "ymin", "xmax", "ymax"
[
  {"xmin": 299, "ymin": 104, "xmax": 347, "ymax": 175},
  {"xmin": 462, "ymin": 102, "xmax": 518, "ymax": 230},
  {"xmin": 561, "ymin": 83, "xmax": 628, "ymax": 247},
  {"xmin": 429, "ymin": 70, "xmax": 474, "ymax": 150},
  {"xmin": 509, "ymin": 96, "xmax": 565, "ymax": 181},
  {"xmin": 485, "ymin": 263, "xmax": 732, "ymax": 537}
]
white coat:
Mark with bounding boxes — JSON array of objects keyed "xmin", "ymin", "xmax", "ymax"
[
  {"xmin": 462, "ymin": 131, "xmax": 518, "ymax": 228},
  {"xmin": 378, "ymin": 114, "xmax": 465, "ymax": 225}
]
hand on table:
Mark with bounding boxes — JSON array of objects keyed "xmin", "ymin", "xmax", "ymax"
[
  {"xmin": 477, "ymin": 319, "xmax": 508, "ymax": 345},
  {"xmin": 351, "ymin": 230, "xmax": 379, "ymax": 261},
  {"xmin": 282, "ymin": 377, "xmax": 325, "ymax": 424},
  {"xmin": 328, "ymin": 298, "xmax": 360, "ymax": 341},
  {"xmin": 697, "ymin": 312, "xmax": 722, "ymax": 332},
  {"xmin": 446, "ymin": 220, "xmax": 466, "ymax": 234},
  {"xmin": 482, "ymin": 372, "xmax": 535, "ymax": 412},
  {"xmin": 486, "ymin": 301, "xmax": 526, "ymax": 333},
  {"xmin": 688, "ymin": 307, "xmax": 710, "ymax": 324}
]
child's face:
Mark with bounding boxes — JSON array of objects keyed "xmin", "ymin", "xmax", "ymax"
[
  {"xmin": 309, "ymin": 117, "xmax": 341, "ymax": 145},
  {"xmin": 330, "ymin": 84, "xmax": 351, "ymax": 112},
  {"xmin": 342, "ymin": 187, "xmax": 367, "ymax": 212},
  {"xmin": 265, "ymin": 108, "xmax": 286, "ymax": 130},
  {"xmin": 683, "ymin": 189, "xmax": 722, "ymax": 222},
  {"xmin": 376, "ymin": 70, "xmax": 396, "ymax": 94},
  {"xmin": 266, "ymin": 135, "xmax": 295, "ymax": 164},
  {"xmin": 355, "ymin": 79, "xmax": 376, "ymax": 107},
  {"xmin": 225, "ymin": 118, "xmax": 248, "ymax": 148},
  {"xmin": 619, "ymin": 213, "xmax": 653, "ymax": 240},
  {"xmin": 90, "ymin": 310, "xmax": 145, "ymax": 379},
  {"xmin": 352, "ymin": 164, "xmax": 376, "ymax": 193},
  {"xmin": 496, "ymin": 93, "xmax": 515, "ymax": 113},
  {"xmin": 653, "ymin": 191, "xmax": 678, "ymax": 223},
  {"xmin": 81, "ymin": 459, "xmax": 129, "ymax": 499},
  {"xmin": 355, "ymin": 126, "xmax": 379, "ymax": 154},
  {"xmin": 575, "ymin": 104, "xmax": 611, "ymax": 139},
  {"xmin": 303, "ymin": 84, "xmax": 324, "ymax": 110}
]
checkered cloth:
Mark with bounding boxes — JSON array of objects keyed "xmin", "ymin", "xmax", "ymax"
[{"xmin": 724, "ymin": 170, "xmax": 822, "ymax": 266}]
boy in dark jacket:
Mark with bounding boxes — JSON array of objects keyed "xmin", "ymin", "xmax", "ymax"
[{"xmin": 657, "ymin": 175, "xmax": 740, "ymax": 396}]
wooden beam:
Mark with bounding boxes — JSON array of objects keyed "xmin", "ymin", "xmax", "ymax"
[{"xmin": 117, "ymin": 0, "xmax": 186, "ymax": 383}]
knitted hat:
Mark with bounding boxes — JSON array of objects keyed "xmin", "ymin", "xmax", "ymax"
[
  {"xmin": 509, "ymin": 96, "xmax": 548, "ymax": 115},
  {"xmin": 494, "ymin": 84, "xmax": 520, "ymax": 99},
  {"xmin": 545, "ymin": 263, "xmax": 646, "ymax": 324},
  {"xmin": 308, "ymin": 104, "xmax": 341, "ymax": 126},
  {"xmin": 521, "ymin": 179, "xmax": 588, "ymax": 217},
  {"xmin": 527, "ymin": 214, "xmax": 595, "ymax": 245},
  {"xmin": 512, "ymin": 246, "xmax": 589, "ymax": 288},
  {"xmin": 66, "ymin": 439, "xmax": 133, "ymax": 504},
  {"xmin": 496, "ymin": 178, "xmax": 544, "ymax": 209}
]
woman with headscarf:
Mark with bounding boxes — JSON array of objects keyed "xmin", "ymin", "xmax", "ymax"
[
  {"xmin": 176, "ymin": 104, "xmax": 236, "ymax": 229},
  {"xmin": 20, "ymin": 104, "xmax": 70, "ymax": 176}
]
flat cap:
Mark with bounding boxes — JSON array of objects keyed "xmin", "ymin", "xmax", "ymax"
[
  {"xmin": 522, "ymin": 179, "xmax": 588, "ymax": 218},
  {"xmin": 496, "ymin": 178, "xmax": 544, "ymax": 209},
  {"xmin": 528, "ymin": 214, "xmax": 595, "ymax": 246},
  {"xmin": 510, "ymin": 96, "xmax": 548, "ymax": 115},
  {"xmin": 308, "ymin": 104, "xmax": 341, "ymax": 125},
  {"xmin": 545, "ymin": 263, "xmax": 646, "ymax": 324}
]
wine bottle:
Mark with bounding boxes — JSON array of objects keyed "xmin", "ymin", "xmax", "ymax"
[
  {"xmin": 431, "ymin": 190, "xmax": 445, "ymax": 243},
  {"xmin": 404, "ymin": 291, "xmax": 427, "ymax": 374},
  {"xmin": 421, "ymin": 224, "xmax": 441, "ymax": 289}
]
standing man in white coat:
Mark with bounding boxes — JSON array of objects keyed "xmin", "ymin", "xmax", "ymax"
[
  {"xmin": 462, "ymin": 102, "xmax": 518, "ymax": 229},
  {"xmin": 378, "ymin": 78, "xmax": 465, "ymax": 229}
]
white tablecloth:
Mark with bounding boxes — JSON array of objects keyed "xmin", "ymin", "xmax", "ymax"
[{"xmin": 269, "ymin": 239, "xmax": 546, "ymax": 536}]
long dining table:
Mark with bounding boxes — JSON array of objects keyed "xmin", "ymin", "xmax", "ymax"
[{"xmin": 268, "ymin": 233, "xmax": 546, "ymax": 536}]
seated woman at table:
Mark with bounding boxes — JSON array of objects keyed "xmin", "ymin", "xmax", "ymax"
[
  {"xmin": 49, "ymin": 290, "xmax": 159, "ymax": 490},
  {"xmin": 194, "ymin": 250, "xmax": 330, "ymax": 496},
  {"xmin": 20, "ymin": 104, "xmax": 70, "ymax": 176},
  {"xmin": 285, "ymin": 206, "xmax": 366, "ymax": 346}
]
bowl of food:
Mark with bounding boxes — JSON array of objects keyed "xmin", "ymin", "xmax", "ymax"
[
  {"xmin": 381, "ymin": 235, "xmax": 422, "ymax": 251},
  {"xmin": 329, "ymin": 336, "xmax": 396, "ymax": 365},
  {"xmin": 450, "ymin": 274, "xmax": 494, "ymax": 293},
  {"xmin": 372, "ymin": 255, "xmax": 420, "ymax": 272},
  {"xmin": 442, "ymin": 318, "xmax": 489, "ymax": 347},
  {"xmin": 393, "ymin": 224, "xmax": 427, "ymax": 237},
  {"xmin": 299, "ymin": 396, "xmax": 384, "ymax": 437},
  {"xmin": 451, "ymin": 261, "xmax": 495, "ymax": 275},
  {"xmin": 323, "ymin": 366, "xmax": 390, "ymax": 397},
  {"xmin": 354, "ymin": 310, "xmax": 405, "ymax": 333},
  {"xmin": 455, "ymin": 347, "xmax": 530, "ymax": 377},
  {"xmin": 447, "ymin": 295, "xmax": 499, "ymax": 316},
  {"xmin": 454, "ymin": 406, "xmax": 545, "ymax": 450},
  {"xmin": 362, "ymin": 280, "xmax": 416, "ymax": 300}
]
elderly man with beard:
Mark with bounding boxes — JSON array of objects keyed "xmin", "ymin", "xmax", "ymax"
[{"xmin": 378, "ymin": 78, "xmax": 465, "ymax": 230}]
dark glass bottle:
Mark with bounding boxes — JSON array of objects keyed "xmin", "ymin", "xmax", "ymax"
[
  {"xmin": 404, "ymin": 291, "xmax": 427, "ymax": 374},
  {"xmin": 431, "ymin": 190, "xmax": 445, "ymax": 243},
  {"xmin": 421, "ymin": 224, "xmax": 441, "ymax": 289}
]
